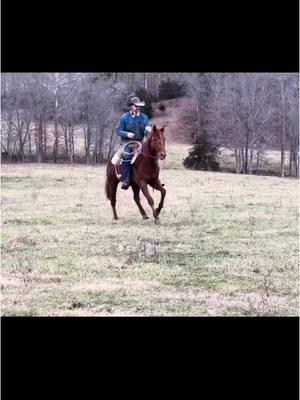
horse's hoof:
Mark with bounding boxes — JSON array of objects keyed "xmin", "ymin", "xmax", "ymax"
[{"xmin": 143, "ymin": 215, "xmax": 150, "ymax": 220}]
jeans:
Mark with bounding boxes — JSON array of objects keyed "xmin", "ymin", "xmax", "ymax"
[{"xmin": 121, "ymin": 143, "xmax": 133, "ymax": 182}]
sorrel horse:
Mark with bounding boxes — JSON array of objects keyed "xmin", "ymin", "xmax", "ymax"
[{"xmin": 105, "ymin": 125, "xmax": 167, "ymax": 223}]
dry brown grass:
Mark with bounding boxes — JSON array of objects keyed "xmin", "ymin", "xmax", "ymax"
[{"xmin": 1, "ymin": 150, "xmax": 299, "ymax": 316}]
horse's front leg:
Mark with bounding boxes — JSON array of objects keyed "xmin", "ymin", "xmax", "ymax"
[
  {"xmin": 139, "ymin": 180, "xmax": 158, "ymax": 223},
  {"xmin": 150, "ymin": 179, "xmax": 166, "ymax": 217},
  {"xmin": 131, "ymin": 183, "xmax": 149, "ymax": 219}
]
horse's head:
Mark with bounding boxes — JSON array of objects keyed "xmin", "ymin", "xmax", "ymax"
[{"xmin": 149, "ymin": 125, "xmax": 166, "ymax": 160}]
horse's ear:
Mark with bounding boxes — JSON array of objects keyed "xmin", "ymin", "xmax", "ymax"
[
  {"xmin": 161, "ymin": 125, "xmax": 166, "ymax": 132},
  {"xmin": 153, "ymin": 125, "xmax": 157, "ymax": 132}
]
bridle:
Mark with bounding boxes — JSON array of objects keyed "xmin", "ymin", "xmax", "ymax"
[
  {"xmin": 141, "ymin": 150, "xmax": 157, "ymax": 159},
  {"xmin": 141, "ymin": 134, "xmax": 165, "ymax": 160}
]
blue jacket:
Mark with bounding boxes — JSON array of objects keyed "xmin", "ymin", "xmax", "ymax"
[{"xmin": 116, "ymin": 112, "xmax": 150, "ymax": 143}]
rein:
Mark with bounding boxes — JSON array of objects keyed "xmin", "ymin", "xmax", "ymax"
[
  {"xmin": 122, "ymin": 141, "xmax": 157, "ymax": 159},
  {"xmin": 141, "ymin": 150, "xmax": 157, "ymax": 159}
]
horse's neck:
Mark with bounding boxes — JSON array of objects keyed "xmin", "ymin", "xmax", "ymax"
[
  {"xmin": 142, "ymin": 140, "xmax": 156, "ymax": 158},
  {"xmin": 135, "ymin": 140, "xmax": 159, "ymax": 172}
]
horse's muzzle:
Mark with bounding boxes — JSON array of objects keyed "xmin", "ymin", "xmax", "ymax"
[{"xmin": 158, "ymin": 153, "xmax": 166, "ymax": 160}]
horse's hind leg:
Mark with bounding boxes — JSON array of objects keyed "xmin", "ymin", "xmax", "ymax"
[
  {"xmin": 131, "ymin": 183, "xmax": 149, "ymax": 219},
  {"xmin": 110, "ymin": 180, "xmax": 119, "ymax": 220},
  {"xmin": 106, "ymin": 162, "xmax": 120, "ymax": 220}
]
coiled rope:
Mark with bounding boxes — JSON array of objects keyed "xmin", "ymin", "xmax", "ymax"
[{"xmin": 121, "ymin": 141, "xmax": 143, "ymax": 156}]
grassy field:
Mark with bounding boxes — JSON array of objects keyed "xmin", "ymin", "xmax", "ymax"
[{"xmin": 1, "ymin": 158, "xmax": 299, "ymax": 316}]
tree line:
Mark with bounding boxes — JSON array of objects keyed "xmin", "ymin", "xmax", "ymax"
[
  {"xmin": 186, "ymin": 73, "xmax": 299, "ymax": 177},
  {"xmin": 1, "ymin": 73, "xmax": 180, "ymax": 164},
  {"xmin": 1, "ymin": 72, "xmax": 298, "ymax": 177}
]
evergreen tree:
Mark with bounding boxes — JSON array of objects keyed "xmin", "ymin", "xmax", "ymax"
[{"xmin": 183, "ymin": 134, "xmax": 220, "ymax": 171}]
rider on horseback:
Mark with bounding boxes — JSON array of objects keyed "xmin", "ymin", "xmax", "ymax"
[{"xmin": 116, "ymin": 96, "xmax": 152, "ymax": 189}]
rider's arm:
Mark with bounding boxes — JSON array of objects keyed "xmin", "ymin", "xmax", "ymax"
[
  {"xmin": 116, "ymin": 114, "xmax": 133, "ymax": 139},
  {"xmin": 143, "ymin": 115, "xmax": 152, "ymax": 137}
]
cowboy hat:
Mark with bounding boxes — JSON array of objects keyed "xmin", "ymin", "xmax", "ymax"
[{"xmin": 130, "ymin": 96, "xmax": 145, "ymax": 107}]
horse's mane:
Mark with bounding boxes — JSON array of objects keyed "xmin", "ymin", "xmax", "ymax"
[{"xmin": 145, "ymin": 125, "xmax": 165, "ymax": 141}]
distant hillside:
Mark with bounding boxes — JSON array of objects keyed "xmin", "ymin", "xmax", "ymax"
[{"xmin": 150, "ymin": 96, "xmax": 197, "ymax": 144}]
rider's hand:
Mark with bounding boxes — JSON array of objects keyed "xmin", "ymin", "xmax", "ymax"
[{"xmin": 127, "ymin": 132, "xmax": 135, "ymax": 139}]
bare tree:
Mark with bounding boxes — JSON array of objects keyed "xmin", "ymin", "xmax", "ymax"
[
  {"xmin": 41, "ymin": 74, "xmax": 68, "ymax": 162},
  {"xmin": 25, "ymin": 73, "xmax": 52, "ymax": 162},
  {"xmin": 58, "ymin": 73, "xmax": 81, "ymax": 162},
  {"xmin": 143, "ymin": 73, "xmax": 148, "ymax": 90},
  {"xmin": 184, "ymin": 73, "xmax": 209, "ymax": 139},
  {"xmin": 276, "ymin": 74, "xmax": 290, "ymax": 177},
  {"xmin": 286, "ymin": 74, "xmax": 299, "ymax": 177},
  {"xmin": 240, "ymin": 74, "xmax": 274, "ymax": 174}
]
